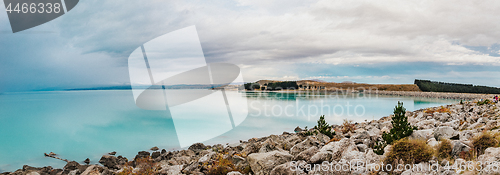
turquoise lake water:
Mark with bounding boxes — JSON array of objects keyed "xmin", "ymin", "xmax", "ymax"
[{"xmin": 0, "ymin": 90, "xmax": 458, "ymax": 172}]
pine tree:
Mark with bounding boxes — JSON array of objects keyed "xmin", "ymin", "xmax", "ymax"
[
  {"xmin": 314, "ymin": 115, "xmax": 334, "ymax": 139},
  {"xmin": 382, "ymin": 101, "xmax": 417, "ymax": 145}
]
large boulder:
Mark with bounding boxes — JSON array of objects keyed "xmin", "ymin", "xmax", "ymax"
[
  {"xmin": 478, "ymin": 147, "xmax": 500, "ymax": 162},
  {"xmin": 289, "ymin": 138, "xmax": 320, "ymax": 156},
  {"xmin": 242, "ymin": 142, "xmax": 261, "ymax": 156},
  {"xmin": 294, "ymin": 126, "xmax": 303, "ymax": 133},
  {"xmin": 314, "ymin": 133, "xmax": 331, "ymax": 144},
  {"xmin": 410, "ymin": 129, "xmax": 434, "ymax": 140},
  {"xmin": 434, "ymin": 126, "xmax": 459, "ymax": 140},
  {"xmin": 247, "ymin": 150, "xmax": 293, "ymax": 175},
  {"xmin": 442, "ymin": 120, "xmax": 460, "ymax": 130},
  {"xmin": 270, "ymin": 161, "xmax": 307, "ymax": 175},
  {"xmin": 365, "ymin": 149, "xmax": 383, "ymax": 164},
  {"xmin": 285, "ymin": 135, "xmax": 302, "ymax": 145},
  {"xmin": 98, "ymin": 155, "xmax": 126, "ymax": 169},
  {"xmin": 427, "ymin": 138, "xmax": 439, "ymax": 147},
  {"xmin": 309, "ymin": 138, "xmax": 357, "ymax": 163},
  {"xmin": 81, "ymin": 165, "xmax": 104, "ymax": 175},
  {"xmin": 459, "ymin": 130, "xmax": 474, "ymax": 141},
  {"xmin": 227, "ymin": 171, "xmax": 243, "ymax": 175},
  {"xmin": 451, "ymin": 141, "xmax": 471, "ymax": 158},
  {"xmin": 352, "ymin": 131, "xmax": 370, "ymax": 140},
  {"xmin": 259, "ymin": 138, "xmax": 279, "ymax": 153},
  {"xmin": 63, "ymin": 161, "xmax": 88, "ymax": 174},
  {"xmin": 134, "ymin": 151, "xmax": 150, "ymax": 161},
  {"xmin": 341, "ymin": 150, "xmax": 365, "ymax": 164},
  {"xmin": 435, "ymin": 113, "xmax": 451, "ymax": 123},
  {"xmin": 188, "ymin": 143, "xmax": 208, "ymax": 153},
  {"xmin": 415, "ymin": 119, "xmax": 437, "ymax": 130},
  {"xmin": 294, "ymin": 146, "xmax": 318, "ymax": 162},
  {"xmin": 158, "ymin": 162, "xmax": 183, "ymax": 175}
]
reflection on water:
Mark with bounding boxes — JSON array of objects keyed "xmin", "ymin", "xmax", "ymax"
[{"xmin": 0, "ymin": 90, "xmax": 458, "ymax": 172}]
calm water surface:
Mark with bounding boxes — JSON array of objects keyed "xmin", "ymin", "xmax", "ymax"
[{"xmin": 0, "ymin": 90, "xmax": 458, "ymax": 172}]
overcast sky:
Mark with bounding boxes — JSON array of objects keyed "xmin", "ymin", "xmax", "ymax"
[{"xmin": 1, "ymin": 0, "xmax": 500, "ymax": 92}]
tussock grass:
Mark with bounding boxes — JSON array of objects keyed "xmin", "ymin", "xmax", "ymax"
[{"xmin": 384, "ymin": 139, "xmax": 434, "ymax": 165}]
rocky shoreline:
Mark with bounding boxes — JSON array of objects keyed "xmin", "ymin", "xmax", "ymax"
[
  {"xmin": 366, "ymin": 90, "xmax": 497, "ymax": 100},
  {"xmin": 2, "ymin": 99, "xmax": 500, "ymax": 175}
]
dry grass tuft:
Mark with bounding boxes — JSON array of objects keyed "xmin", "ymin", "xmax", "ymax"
[
  {"xmin": 436, "ymin": 139, "xmax": 452, "ymax": 160},
  {"xmin": 384, "ymin": 139, "xmax": 434, "ymax": 166},
  {"xmin": 424, "ymin": 106, "xmax": 450, "ymax": 114},
  {"xmin": 341, "ymin": 119, "xmax": 356, "ymax": 134},
  {"xmin": 117, "ymin": 157, "xmax": 158, "ymax": 175},
  {"xmin": 472, "ymin": 131, "xmax": 499, "ymax": 155}
]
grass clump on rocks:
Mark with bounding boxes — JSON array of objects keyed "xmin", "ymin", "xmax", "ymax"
[
  {"xmin": 341, "ymin": 119, "xmax": 356, "ymax": 134},
  {"xmin": 204, "ymin": 152, "xmax": 251, "ymax": 175},
  {"xmin": 117, "ymin": 157, "xmax": 158, "ymax": 175},
  {"xmin": 436, "ymin": 139, "xmax": 452, "ymax": 160},
  {"xmin": 472, "ymin": 131, "xmax": 499, "ymax": 155},
  {"xmin": 384, "ymin": 139, "xmax": 434, "ymax": 166}
]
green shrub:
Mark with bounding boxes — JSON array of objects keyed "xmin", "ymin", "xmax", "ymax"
[
  {"xmin": 314, "ymin": 115, "xmax": 334, "ymax": 139},
  {"xmin": 436, "ymin": 139, "xmax": 452, "ymax": 159},
  {"xmin": 373, "ymin": 140, "xmax": 387, "ymax": 155},
  {"xmin": 384, "ymin": 139, "xmax": 434, "ymax": 165},
  {"xmin": 472, "ymin": 132, "xmax": 499, "ymax": 155},
  {"xmin": 477, "ymin": 99, "xmax": 492, "ymax": 106},
  {"xmin": 382, "ymin": 102, "xmax": 417, "ymax": 145}
]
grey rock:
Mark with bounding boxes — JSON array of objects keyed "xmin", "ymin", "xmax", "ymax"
[
  {"xmin": 434, "ymin": 126, "xmax": 459, "ymax": 140},
  {"xmin": 83, "ymin": 158, "xmax": 90, "ymax": 165},
  {"xmin": 478, "ymin": 147, "xmax": 500, "ymax": 162},
  {"xmin": 151, "ymin": 151, "xmax": 161, "ymax": 159},
  {"xmin": 314, "ymin": 133, "xmax": 331, "ymax": 144},
  {"xmin": 198, "ymin": 151, "xmax": 216, "ymax": 163},
  {"xmin": 227, "ymin": 171, "xmax": 243, "ymax": 175},
  {"xmin": 353, "ymin": 131, "xmax": 370, "ymax": 140},
  {"xmin": 451, "ymin": 141, "xmax": 471, "ymax": 157},
  {"xmin": 99, "ymin": 155, "xmax": 120, "ymax": 169},
  {"xmin": 135, "ymin": 151, "xmax": 150, "ymax": 160},
  {"xmin": 290, "ymin": 138, "xmax": 320, "ymax": 156},
  {"xmin": 427, "ymin": 138, "xmax": 439, "ymax": 147},
  {"xmin": 259, "ymin": 138, "xmax": 279, "ymax": 153},
  {"xmin": 308, "ymin": 151, "xmax": 333, "ymax": 164},
  {"xmin": 356, "ymin": 144, "xmax": 368, "ymax": 153},
  {"xmin": 188, "ymin": 143, "xmax": 207, "ymax": 153},
  {"xmin": 247, "ymin": 150, "xmax": 293, "ymax": 175},
  {"xmin": 294, "ymin": 146, "xmax": 318, "ymax": 162},
  {"xmin": 310, "ymin": 138, "xmax": 357, "ymax": 163},
  {"xmin": 410, "ymin": 129, "xmax": 434, "ymax": 140},
  {"xmin": 270, "ymin": 162, "xmax": 307, "ymax": 175},
  {"xmin": 459, "ymin": 130, "xmax": 474, "ymax": 141},
  {"xmin": 294, "ymin": 126, "xmax": 303, "ymax": 133},
  {"xmin": 150, "ymin": 146, "xmax": 159, "ymax": 151},
  {"xmin": 442, "ymin": 120, "xmax": 460, "ymax": 130},
  {"xmin": 158, "ymin": 162, "xmax": 184, "ymax": 175}
]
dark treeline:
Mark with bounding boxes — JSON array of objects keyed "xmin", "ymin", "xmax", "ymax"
[
  {"xmin": 266, "ymin": 81, "xmax": 299, "ymax": 90},
  {"xmin": 244, "ymin": 83, "xmax": 261, "ymax": 90},
  {"xmin": 244, "ymin": 81, "xmax": 299, "ymax": 90},
  {"xmin": 414, "ymin": 79, "xmax": 500, "ymax": 94}
]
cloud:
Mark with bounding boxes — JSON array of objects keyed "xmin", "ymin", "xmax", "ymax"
[
  {"xmin": 1, "ymin": 0, "xmax": 500, "ymax": 91},
  {"xmin": 53, "ymin": 0, "xmax": 500, "ymax": 65}
]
